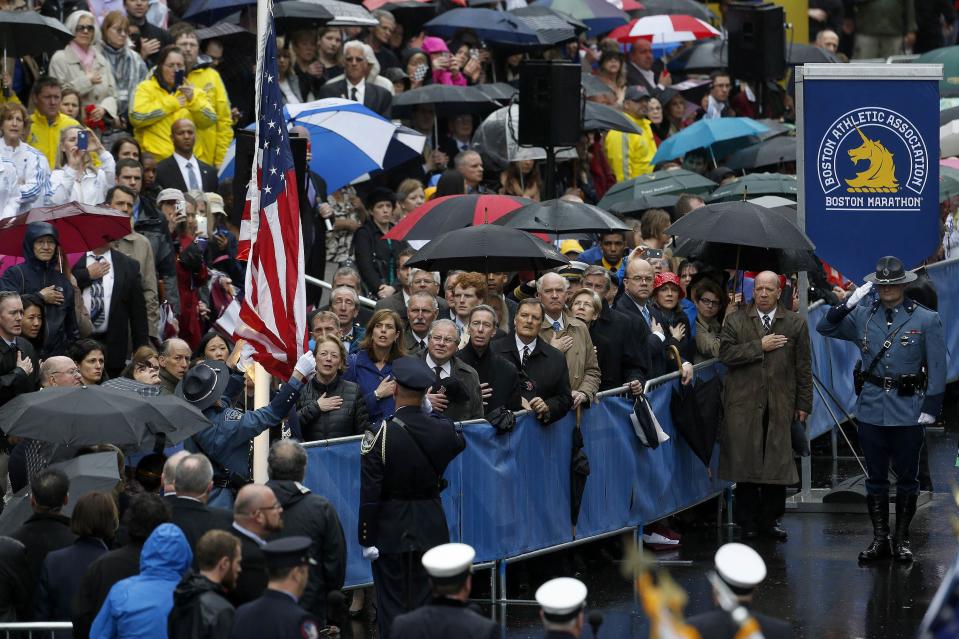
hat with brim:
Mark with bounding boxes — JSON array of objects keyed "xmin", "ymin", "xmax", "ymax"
[
  {"xmin": 175, "ymin": 360, "xmax": 231, "ymax": 411},
  {"xmin": 863, "ymin": 255, "xmax": 917, "ymax": 285}
]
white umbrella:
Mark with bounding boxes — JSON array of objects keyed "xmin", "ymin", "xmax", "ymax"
[{"xmin": 941, "ymin": 120, "xmax": 959, "ymax": 158}]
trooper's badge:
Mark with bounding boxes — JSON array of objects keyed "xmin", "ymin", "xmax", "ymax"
[
  {"xmin": 300, "ymin": 620, "xmax": 320, "ymax": 639},
  {"xmin": 360, "ymin": 422, "xmax": 384, "ymax": 456},
  {"xmin": 223, "ymin": 408, "xmax": 244, "ymax": 421}
]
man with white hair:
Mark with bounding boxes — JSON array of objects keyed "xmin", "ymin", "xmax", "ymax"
[
  {"xmin": 39, "ymin": 356, "xmax": 82, "ymax": 388},
  {"xmin": 423, "ymin": 319, "xmax": 483, "ymax": 422},
  {"xmin": 536, "ymin": 272, "xmax": 601, "ymax": 409},
  {"xmin": 320, "ymin": 40, "xmax": 392, "ymax": 117}
]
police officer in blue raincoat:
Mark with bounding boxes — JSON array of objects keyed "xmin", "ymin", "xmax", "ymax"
[
  {"xmin": 817, "ymin": 256, "xmax": 946, "ymax": 563},
  {"xmin": 177, "ymin": 352, "xmax": 317, "ymax": 508}
]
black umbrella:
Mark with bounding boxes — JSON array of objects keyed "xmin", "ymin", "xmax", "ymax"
[
  {"xmin": 0, "ymin": 452, "xmax": 121, "ymax": 535},
  {"xmin": 723, "ymin": 135, "xmax": 796, "ymax": 171},
  {"xmin": 709, "ymin": 172, "xmax": 798, "ymax": 202},
  {"xmin": 0, "ymin": 11, "xmax": 72, "ymax": 57},
  {"xmin": 271, "ymin": 1, "xmax": 336, "ymax": 31},
  {"xmin": 670, "ymin": 377, "xmax": 722, "ymax": 470},
  {"xmin": 667, "ymin": 37, "xmax": 725, "ymax": 74},
  {"xmin": 510, "ymin": 5, "xmax": 589, "ymax": 33},
  {"xmin": 634, "ymin": 0, "xmax": 717, "ymax": 20},
  {"xmin": 942, "ymin": 106, "xmax": 959, "ymax": 127},
  {"xmin": 570, "ymin": 425, "xmax": 589, "ymax": 528},
  {"xmin": 786, "ymin": 42, "xmax": 841, "ymax": 64},
  {"xmin": 392, "ymin": 84, "xmax": 498, "ymax": 118},
  {"xmin": 405, "ymin": 224, "xmax": 569, "ymax": 272},
  {"xmin": 0, "ymin": 386, "xmax": 211, "ymax": 450},
  {"xmin": 195, "ymin": 22, "xmax": 256, "ymax": 48},
  {"xmin": 583, "ymin": 101, "xmax": 641, "ymax": 134},
  {"xmin": 597, "ymin": 169, "xmax": 716, "ymax": 209},
  {"xmin": 673, "ymin": 238, "xmax": 819, "ymax": 273},
  {"xmin": 607, "ymin": 193, "xmax": 680, "ymax": 217},
  {"xmin": 476, "ymin": 82, "xmax": 518, "ymax": 102},
  {"xmin": 666, "ymin": 201, "xmax": 813, "ymax": 250},
  {"xmin": 495, "ymin": 198, "xmax": 632, "ymax": 235}
]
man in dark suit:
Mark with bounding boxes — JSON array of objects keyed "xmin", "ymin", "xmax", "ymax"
[
  {"xmin": 229, "ymin": 484, "xmax": 282, "ymax": 607},
  {"xmin": 626, "ymin": 38, "xmax": 670, "ymax": 93},
  {"xmin": 686, "ymin": 543, "xmax": 792, "ymax": 639},
  {"xmin": 404, "ymin": 291, "xmax": 438, "ymax": 356},
  {"xmin": 73, "ymin": 243, "xmax": 150, "ymax": 379},
  {"xmin": 423, "ymin": 319, "xmax": 483, "ymax": 422},
  {"xmin": 0, "ymin": 291, "xmax": 39, "ymax": 505},
  {"xmin": 582, "ymin": 266, "xmax": 650, "ymax": 389},
  {"xmin": 168, "ymin": 454, "xmax": 232, "ymax": 553},
  {"xmin": 457, "ymin": 304, "xmax": 521, "ymax": 414},
  {"xmin": 155, "ymin": 119, "xmax": 219, "ymax": 193},
  {"xmin": 320, "ymin": 40, "xmax": 392, "ymax": 118},
  {"xmin": 490, "ymin": 298, "xmax": 572, "ymax": 424},
  {"xmin": 359, "ymin": 357, "xmax": 466, "ymax": 639}
]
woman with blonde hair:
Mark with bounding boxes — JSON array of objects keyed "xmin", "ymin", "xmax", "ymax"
[
  {"xmin": 298, "ymin": 334, "xmax": 371, "ymax": 440},
  {"xmin": 49, "ymin": 11, "xmax": 119, "ymax": 131},
  {"xmin": 99, "ymin": 10, "xmax": 148, "ymax": 128},
  {"xmin": 395, "ymin": 178, "xmax": 424, "ymax": 220},
  {"xmin": 48, "ymin": 125, "xmax": 115, "ymax": 205}
]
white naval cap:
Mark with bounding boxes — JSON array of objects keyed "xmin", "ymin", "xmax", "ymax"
[
  {"xmin": 421, "ymin": 543, "xmax": 475, "ymax": 578},
  {"xmin": 535, "ymin": 577, "xmax": 587, "ymax": 621},
  {"xmin": 714, "ymin": 543, "xmax": 767, "ymax": 590}
]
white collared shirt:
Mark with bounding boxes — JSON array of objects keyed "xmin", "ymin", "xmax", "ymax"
[
  {"xmin": 232, "ymin": 521, "xmax": 267, "ymax": 547},
  {"xmin": 758, "ymin": 307, "xmax": 777, "ymax": 325},
  {"xmin": 173, "ymin": 152, "xmax": 203, "ymax": 192},
  {"xmin": 83, "ymin": 249, "xmax": 115, "ymax": 333},
  {"xmin": 515, "ymin": 335, "xmax": 537, "ymax": 361},
  {"xmin": 347, "ymin": 78, "xmax": 366, "ymax": 104},
  {"xmin": 545, "ymin": 314, "xmax": 564, "ymax": 331},
  {"xmin": 425, "ymin": 354, "xmax": 452, "ymax": 379}
]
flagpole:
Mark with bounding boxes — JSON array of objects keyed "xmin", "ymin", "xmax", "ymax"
[{"xmin": 252, "ymin": 0, "xmax": 272, "ymax": 485}]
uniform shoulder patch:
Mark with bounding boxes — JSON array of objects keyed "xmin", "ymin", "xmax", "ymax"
[
  {"xmin": 300, "ymin": 619, "xmax": 320, "ymax": 639},
  {"xmin": 223, "ymin": 407, "xmax": 244, "ymax": 421},
  {"xmin": 360, "ymin": 423, "xmax": 384, "ymax": 455}
]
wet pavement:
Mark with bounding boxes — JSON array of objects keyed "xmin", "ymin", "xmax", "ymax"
[{"xmin": 490, "ymin": 422, "xmax": 959, "ymax": 638}]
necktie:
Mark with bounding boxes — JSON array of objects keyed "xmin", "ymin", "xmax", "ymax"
[
  {"xmin": 521, "ymin": 346, "xmax": 529, "ymax": 369},
  {"xmin": 641, "ymin": 305, "xmax": 651, "ymax": 326},
  {"xmin": 762, "ymin": 314, "xmax": 772, "ymax": 334},
  {"xmin": 90, "ymin": 256, "xmax": 106, "ymax": 331},
  {"xmin": 552, "ymin": 321, "xmax": 561, "ymax": 332},
  {"xmin": 350, "ymin": 86, "xmax": 358, "ymax": 101},
  {"xmin": 885, "ymin": 308, "xmax": 894, "ymax": 326},
  {"xmin": 185, "ymin": 162, "xmax": 199, "ymax": 191},
  {"xmin": 418, "ymin": 340, "xmax": 426, "ymax": 354}
]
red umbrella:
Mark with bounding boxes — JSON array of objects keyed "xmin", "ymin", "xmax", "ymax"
[
  {"xmin": 384, "ymin": 194, "xmax": 532, "ymax": 241},
  {"xmin": 609, "ymin": 14, "xmax": 720, "ymax": 44},
  {"xmin": 0, "ymin": 202, "xmax": 131, "ymax": 255},
  {"xmin": 362, "ymin": 0, "xmax": 431, "ymax": 10}
]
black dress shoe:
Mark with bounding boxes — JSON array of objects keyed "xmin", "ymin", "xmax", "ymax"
[{"xmin": 762, "ymin": 525, "xmax": 788, "ymax": 541}]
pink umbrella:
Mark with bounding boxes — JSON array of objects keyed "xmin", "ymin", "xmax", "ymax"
[
  {"xmin": 609, "ymin": 14, "xmax": 720, "ymax": 44},
  {"xmin": 0, "ymin": 202, "xmax": 131, "ymax": 256},
  {"xmin": 941, "ymin": 157, "xmax": 959, "ymax": 170}
]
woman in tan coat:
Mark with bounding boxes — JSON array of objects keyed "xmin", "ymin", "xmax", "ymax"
[{"xmin": 49, "ymin": 11, "xmax": 119, "ymax": 129}]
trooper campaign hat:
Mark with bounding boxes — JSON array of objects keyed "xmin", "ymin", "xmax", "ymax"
[{"xmin": 863, "ymin": 255, "xmax": 917, "ymax": 285}]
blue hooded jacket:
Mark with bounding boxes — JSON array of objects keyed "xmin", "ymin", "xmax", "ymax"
[
  {"xmin": 0, "ymin": 222, "xmax": 78, "ymax": 356},
  {"xmin": 89, "ymin": 523, "xmax": 193, "ymax": 639}
]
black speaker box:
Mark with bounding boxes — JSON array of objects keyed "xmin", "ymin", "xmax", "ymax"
[
  {"xmin": 231, "ymin": 129, "xmax": 309, "ymax": 227},
  {"xmin": 726, "ymin": 2, "xmax": 786, "ymax": 82},
  {"xmin": 518, "ymin": 61, "xmax": 581, "ymax": 148}
]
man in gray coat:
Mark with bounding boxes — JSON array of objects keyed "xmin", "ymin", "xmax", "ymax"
[
  {"xmin": 719, "ymin": 271, "xmax": 812, "ymax": 541},
  {"xmin": 423, "ymin": 319, "xmax": 483, "ymax": 423}
]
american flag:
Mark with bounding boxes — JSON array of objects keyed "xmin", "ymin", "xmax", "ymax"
[{"xmin": 234, "ymin": 10, "xmax": 307, "ymax": 379}]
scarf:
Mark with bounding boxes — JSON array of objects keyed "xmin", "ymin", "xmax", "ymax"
[
  {"xmin": 69, "ymin": 42, "xmax": 96, "ymax": 72},
  {"xmin": 100, "ymin": 42, "xmax": 147, "ymax": 112}
]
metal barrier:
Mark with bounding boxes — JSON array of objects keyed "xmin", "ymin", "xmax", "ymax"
[{"xmin": 0, "ymin": 623, "xmax": 73, "ymax": 638}]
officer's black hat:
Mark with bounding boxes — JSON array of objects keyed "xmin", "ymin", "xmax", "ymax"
[
  {"xmin": 175, "ymin": 360, "xmax": 231, "ymax": 411},
  {"xmin": 391, "ymin": 356, "xmax": 435, "ymax": 391},
  {"xmin": 864, "ymin": 255, "xmax": 917, "ymax": 285},
  {"xmin": 262, "ymin": 536, "xmax": 317, "ymax": 569}
]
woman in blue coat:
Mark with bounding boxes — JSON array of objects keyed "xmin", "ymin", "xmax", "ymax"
[{"xmin": 344, "ymin": 308, "xmax": 407, "ymax": 425}]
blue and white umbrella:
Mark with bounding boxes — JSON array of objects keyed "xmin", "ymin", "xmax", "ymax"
[
  {"xmin": 651, "ymin": 117, "xmax": 769, "ymax": 165},
  {"xmin": 217, "ymin": 99, "xmax": 426, "ymax": 192}
]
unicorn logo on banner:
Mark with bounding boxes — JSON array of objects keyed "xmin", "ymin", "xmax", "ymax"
[{"xmin": 845, "ymin": 127, "xmax": 899, "ymax": 193}]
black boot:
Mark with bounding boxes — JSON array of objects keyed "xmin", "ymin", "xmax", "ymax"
[
  {"xmin": 893, "ymin": 493, "xmax": 919, "ymax": 562},
  {"xmin": 859, "ymin": 494, "xmax": 892, "ymax": 562}
]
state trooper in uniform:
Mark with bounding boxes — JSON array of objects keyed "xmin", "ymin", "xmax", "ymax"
[
  {"xmin": 358, "ymin": 356, "xmax": 466, "ymax": 639},
  {"xmin": 177, "ymin": 352, "xmax": 317, "ymax": 508},
  {"xmin": 535, "ymin": 577, "xmax": 588, "ymax": 638},
  {"xmin": 230, "ymin": 536, "xmax": 322, "ymax": 639},
  {"xmin": 818, "ymin": 256, "xmax": 946, "ymax": 563},
  {"xmin": 390, "ymin": 543, "xmax": 498, "ymax": 638}
]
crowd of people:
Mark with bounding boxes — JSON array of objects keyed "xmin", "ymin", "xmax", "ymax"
[{"xmin": 0, "ymin": 0, "xmax": 948, "ymax": 636}]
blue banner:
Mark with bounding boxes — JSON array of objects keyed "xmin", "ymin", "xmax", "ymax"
[{"xmin": 802, "ymin": 73, "xmax": 940, "ymax": 281}]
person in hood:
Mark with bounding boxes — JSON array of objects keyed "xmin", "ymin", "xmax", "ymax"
[
  {"xmin": 167, "ymin": 529, "xmax": 240, "ymax": 639},
  {"xmin": 0, "ymin": 222, "xmax": 79, "ymax": 357},
  {"xmin": 90, "ymin": 522, "xmax": 193, "ymax": 639}
]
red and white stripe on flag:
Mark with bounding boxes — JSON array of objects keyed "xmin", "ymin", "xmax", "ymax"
[{"xmin": 234, "ymin": 10, "xmax": 307, "ymax": 379}]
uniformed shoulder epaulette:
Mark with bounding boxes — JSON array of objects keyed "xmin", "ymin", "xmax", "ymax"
[
  {"xmin": 223, "ymin": 407, "xmax": 244, "ymax": 421},
  {"xmin": 360, "ymin": 421, "xmax": 387, "ymax": 462}
]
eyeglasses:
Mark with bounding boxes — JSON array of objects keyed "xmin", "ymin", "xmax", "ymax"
[
  {"xmin": 698, "ymin": 298, "xmax": 720, "ymax": 307},
  {"xmin": 76, "ymin": 24, "xmax": 95, "ymax": 32},
  {"xmin": 625, "ymin": 275, "xmax": 654, "ymax": 284},
  {"xmin": 56, "ymin": 367, "xmax": 81, "ymax": 377},
  {"xmin": 344, "ymin": 56, "xmax": 366, "ymax": 63},
  {"xmin": 258, "ymin": 502, "xmax": 282, "ymax": 513},
  {"xmin": 135, "ymin": 362, "xmax": 160, "ymax": 372},
  {"xmin": 429, "ymin": 335, "xmax": 457, "ymax": 345}
]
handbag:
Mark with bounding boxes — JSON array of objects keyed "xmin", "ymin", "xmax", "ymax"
[{"xmin": 791, "ymin": 420, "xmax": 810, "ymax": 457}]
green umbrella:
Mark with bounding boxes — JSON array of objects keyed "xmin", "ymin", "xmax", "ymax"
[
  {"xmin": 940, "ymin": 165, "xmax": 959, "ymax": 201},
  {"xmin": 597, "ymin": 169, "xmax": 716, "ymax": 209},
  {"xmin": 709, "ymin": 172, "xmax": 797, "ymax": 202},
  {"xmin": 916, "ymin": 46, "xmax": 959, "ymax": 92}
]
